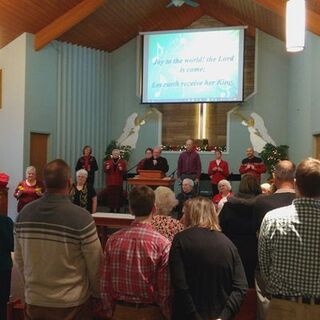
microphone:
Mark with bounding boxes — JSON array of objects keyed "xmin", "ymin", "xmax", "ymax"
[
  {"xmin": 124, "ymin": 164, "xmax": 138, "ymax": 181},
  {"xmin": 169, "ymin": 169, "xmax": 177, "ymax": 178}
]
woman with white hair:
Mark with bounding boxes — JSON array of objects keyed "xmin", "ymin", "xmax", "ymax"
[
  {"xmin": 169, "ymin": 197, "xmax": 247, "ymax": 320},
  {"xmin": 151, "ymin": 186, "xmax": 184, "ymax": 241},
  {"xmin": 212, "ymin": 179, "xmax": 233, "ymax": 214},
  {"xmin": 14, "ymin": 166, "xmax": 45, "ymax": 212},
  {"xmin": 70, "ymin": 169, "xmax": 97, "ymax": 213}
]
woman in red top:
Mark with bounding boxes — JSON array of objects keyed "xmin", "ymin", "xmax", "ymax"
[
  {"xmin": 14, "ymin": 166, "xmax": 44, "ymax": 212},
  {"xmin": 136, "ymin": 147, "xmax": 153, "ymax": 173},
  {"xmin": 104, "ymin": 149, "xmax": 127, "ymax": 212},
  {"xmin": 208, "ymin": 150, "xmax": 230, "ymax": 196}
]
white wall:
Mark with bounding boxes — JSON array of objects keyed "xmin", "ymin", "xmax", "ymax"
[{"xmin": 0, "ymin": 34, "xmax": 27, "ymax": 219}]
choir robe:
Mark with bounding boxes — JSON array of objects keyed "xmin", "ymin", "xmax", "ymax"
[{"xmin": 104, "ymin": 159, "xmax": 127, "ymax": 211}]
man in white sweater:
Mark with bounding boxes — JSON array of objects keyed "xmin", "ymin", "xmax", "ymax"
[{"xmin": 15, "ymin": 159, "xmax": 103, "ymax": 320}]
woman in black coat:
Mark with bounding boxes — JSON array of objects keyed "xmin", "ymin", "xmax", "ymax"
[
  {"xmin": 169, "ymin": 197, "xmax": 247, "ymax": 320},
  {"xmin": 219, "ymin": 174, "xmax": 262, "ymax": 287},
  {"xmin": 75, "ymin": 145, "xmax": 99, "ymax": 186}
]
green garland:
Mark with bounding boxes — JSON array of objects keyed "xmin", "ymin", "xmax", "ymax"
[
  {"xmin": 161, "ymin": 145, "xmax": 227, "ymax": 152},
  {"xmin": 104, "ymin": 140, "xmax": 132, "ymax": 162},
  {"xmin": 260, "ymin": 143, "xmax": 289, "ymax": 175}
]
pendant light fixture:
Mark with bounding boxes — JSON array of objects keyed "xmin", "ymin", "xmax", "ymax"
[{"xmin": 286, "ymin": 0, "xmax": 306, "ymax": 52}]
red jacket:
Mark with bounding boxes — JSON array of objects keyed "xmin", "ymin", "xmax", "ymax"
[
  {"xmin": 208, "ymin": 160, "xmax": 229, "ymax": 185},
  {"xmin": 104, "ymin": 159, "xmax": 127, "ymax": 186},
  {"xmin": 239, "ymin": 156, "xmax": 266, "ymax": 182}
]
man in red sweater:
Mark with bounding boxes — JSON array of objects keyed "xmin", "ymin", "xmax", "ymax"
[{"xmin": 239, "ymin": 147, "xmax": 266, "ymax": 182}]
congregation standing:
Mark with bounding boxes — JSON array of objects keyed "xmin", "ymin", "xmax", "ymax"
[{"xmin": 3, "ymin": 137, "xmax": 320, "ymax": 320}]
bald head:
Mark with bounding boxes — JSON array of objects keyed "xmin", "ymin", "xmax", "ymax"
[
  {"xmin": 246, "ymin": 147, "xmax": 254, "ymax": 158},
  {"xmin": 44, "ymin": 159, "xmax": 71, "ymax": 192},
  {"xmin": 274, "ymin": 160, "xmax": 295, "ymax": 181},
  {"xmin": 185, "ymin": 139, "xmax": 194, "ymax": 152}
]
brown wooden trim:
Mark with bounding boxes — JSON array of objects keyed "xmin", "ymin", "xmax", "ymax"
[
  {"xmin": 128, "ymin": 177, "xmax": 176, "ymax": 187},
  {"xmin": 34, "ymin": 0, "xmax": 106, "ymax": 51},
  {"xmin": 205, "ymin": 5, "xmax": 256, "ymax": 38},
  {"xmin": 253, "ymin": 0, "xmax": 320, "ymax": 36}
]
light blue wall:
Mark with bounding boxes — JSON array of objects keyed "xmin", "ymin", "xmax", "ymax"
[
  {"xmin": 108, "ymin": 30, "xmax": 289, "ymax": 187},
  {"xmin": 24, "ymin": 33, "xmax": 58, "ymax": 166},
  {"xmin": 287, "ymin": 31, "xmax": 320, "ymax": 163},
  {"xmin": 55, "ymin": 40, "xmax": 109, "ymax": 189},
  {"xmin": 24, "ymin": 34, "xmax": 109, "ymax": 189},
  {"xmin": 251, "ymin": 31, "xmax": 289, "ymax": 146},
  {"xmin": 109, "ymin": 38, "xmax": 161, "ymax": 171}
]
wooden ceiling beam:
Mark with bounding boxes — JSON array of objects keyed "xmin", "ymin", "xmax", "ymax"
[
  {"xmin": 34, "ymin": 0, "xmax": 105, "ymax": 51},
  {"xmin": 253, "ymin": 0, "xmax": 320, "ymax": 36},
  {"xmin": 202, "ymin": 3, "xmax": 256, "ymax": 38}
]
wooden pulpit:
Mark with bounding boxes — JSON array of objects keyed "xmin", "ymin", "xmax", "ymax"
[
  {"xmin": 92, "ymin": 212, "xmax": 135, "ymax": 248},
  {"xmin": 128, "ymin": 170, "xmax": 175, "ymax": 188}
]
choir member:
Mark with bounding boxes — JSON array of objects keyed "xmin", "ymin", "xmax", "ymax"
[
  {"xmin": 14, "ymin": 166, "xmax": 45, "ymax": 212},
  {"xmin": 75, "ymin": 145, "xmax": 99, "ymax": 186},
  {"xmin": 70, "ymin": 169, "xmax": 97, "ymax": 214},
  {"xmin": 208, "ymin": 149, "xmax": 230, "ymax": 196},
  {"xmin": 104, "ymin": 149, "xmax": 127, "ymax": 212},
  {"xmin": 142, "ymin": 146, "xmax": 169, "ymax": 173},
  {"xmin": 177, "ymin": 138, "xmax": 201, "ymax": 184},
  {"xmin": 239, "ymin": 147, "xmax": 266, "ymax": 182},
  {"xmin": 136, "ymin": 147, "xmax": 153, "ymax": 173}
]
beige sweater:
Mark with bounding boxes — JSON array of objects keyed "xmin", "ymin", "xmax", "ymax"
[{"xmin": 15, "ymin": 194, "xmax": 103, "ymax": 308}]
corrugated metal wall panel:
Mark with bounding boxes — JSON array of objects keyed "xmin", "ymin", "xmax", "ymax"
[{"xmin": 56, "ymin": 41, "xmax": 109, "ymax": 189}]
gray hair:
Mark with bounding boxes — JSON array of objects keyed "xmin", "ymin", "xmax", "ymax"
[
  {"xmin": 183, "ymin": 178, "xmax": 194, "ymax": 187},
  {"xmin": 154, "ymin": 186, "xmax": 178, "ymax": 216},
  {"xmin": 26, "ymin": 166, "xmax": 36, "ymax": 175},
  {"xmin": 76, "ymin": 169, "xmax": 88, "ymax": 178},
  {"xmin": 153, "ymin": 146, "xmax": 162, "ymax": 152},
  {"xmin": 218, "ymin": 179, "xmax": 232, "ymax": 191}
]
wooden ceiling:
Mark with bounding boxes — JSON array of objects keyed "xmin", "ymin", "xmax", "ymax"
[{"xmin": 0, "ymin": 0, "xmax": 320, "ymax": 52}]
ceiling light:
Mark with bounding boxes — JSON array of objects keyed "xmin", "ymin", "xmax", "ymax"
[{"xmin": 286, "ymin": 0, "xmax": 305, "ymax": 52}]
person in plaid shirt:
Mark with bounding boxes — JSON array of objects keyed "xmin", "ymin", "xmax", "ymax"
[
  {"xmin": 100, "ymin": 185, "xmax": 171, "ymax": 320},
  {"xmin": 259, "ymin": 158, "xmax": 320, "ymax": 320}
]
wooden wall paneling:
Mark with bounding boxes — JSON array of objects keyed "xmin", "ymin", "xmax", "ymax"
[
  {"xmin": 0, "ymin": 0, "xmax": 294, "ymax": 52},
  {"xmin": 253, "ymin": 0, "xmax": 320, "ymax": 37},
  {"xmin": 159, "ymin": 104, "xmax": 198, "ymax": 145},
  {"xmin": 244, "ymin": 36, "xmax": 255, "ymax": 99},
  {"xmin": 30, "ymin": 133, "xmax": 49, "ymax": 181}
]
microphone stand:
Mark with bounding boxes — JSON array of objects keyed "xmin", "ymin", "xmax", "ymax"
[{"xmin": 168, "ymin": 169, "xmax": 177, "ymax": 178}]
